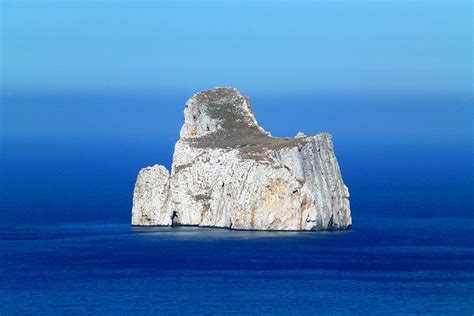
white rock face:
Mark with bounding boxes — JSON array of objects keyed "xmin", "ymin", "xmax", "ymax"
[{"xmin": 132, "ymin": 87, "xmax": 351, "ymax": 231}]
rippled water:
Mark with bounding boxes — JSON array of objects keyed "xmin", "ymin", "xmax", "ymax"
[{"xmin": 1, "ymin": 216, "xmax": 472, "ymax": 314}]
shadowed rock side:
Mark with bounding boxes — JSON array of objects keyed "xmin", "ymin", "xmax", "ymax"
[{"xmin": 132, "ymin": 87, "xmax": 351, "ymax": 231}]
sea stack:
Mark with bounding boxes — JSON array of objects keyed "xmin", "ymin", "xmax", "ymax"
[{"xmin": 132, "ymin": 87, "xmax": 351, "ymax": 231}]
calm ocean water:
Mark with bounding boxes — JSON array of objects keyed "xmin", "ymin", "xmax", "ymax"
[
  {"xmin": 1, "ymin": 216, "xmax": 473, "ymax": 315},
  {"xmin": 1, "ymin": 137, "xmax": 472, "ymax": 314},
  {"xmin": 1, "ymin": 94, "xmax": 472, "ymax": 314}
]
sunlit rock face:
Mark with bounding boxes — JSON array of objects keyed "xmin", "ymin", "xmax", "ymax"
[{"xmin": 132, "ymin": 87, "xmax": 351, "ymax": 231}]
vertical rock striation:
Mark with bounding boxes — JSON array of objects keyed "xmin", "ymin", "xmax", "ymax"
[{"xmin": 132, "ymin": 87, "xmax": 351, "ymax": 231}]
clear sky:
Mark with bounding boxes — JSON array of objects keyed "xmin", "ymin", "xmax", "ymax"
[{"xmin": 1, "ymin": 0, "xmax": 472, "ymax": 96}]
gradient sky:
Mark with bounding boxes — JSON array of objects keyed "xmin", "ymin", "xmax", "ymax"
[
  {"xmin": 1, "ymin": 0, "xmax": 472, "ymax": 144},
  {"xmin": 1, "ymin": 0, "xmax": 472, "ymax": 95}
]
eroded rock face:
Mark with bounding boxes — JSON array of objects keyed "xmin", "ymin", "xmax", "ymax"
[{"xmin": 131, "ymin": 87, "xmax": 351, "ymax": 231}]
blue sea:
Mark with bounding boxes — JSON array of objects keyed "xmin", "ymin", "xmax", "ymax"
[
  {"xmin": 1, "ymin": 93, "xmax": 473, "ymax": 314},
  {"xmin": 1, "ymin": 217, "xmax": 473, "ymax": 315}
]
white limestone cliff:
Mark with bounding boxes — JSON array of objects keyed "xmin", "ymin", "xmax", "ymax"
[{"xmin": 132, "ymin": 87, "xmax": 351, "ymax": 231}]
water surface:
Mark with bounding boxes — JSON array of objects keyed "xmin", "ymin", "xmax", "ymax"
[{"xmin": 1, "ymin": 216, "xmax": 472, "ymax": 314}]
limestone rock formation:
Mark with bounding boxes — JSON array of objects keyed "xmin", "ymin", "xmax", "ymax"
[{"xmin": 132, "ymin": 87, "xmax": 351, "ymax": 231}]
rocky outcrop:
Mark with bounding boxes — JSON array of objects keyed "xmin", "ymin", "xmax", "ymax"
[{"xmin": 132, "ymin": 87, "xmax": 351, "ymax": 231}]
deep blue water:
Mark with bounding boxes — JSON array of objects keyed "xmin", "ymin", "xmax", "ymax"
[
  {"xmin": 1, "ymin": 217, "xmax": 473, "ymax": 314},
  {"xmin": 1, "ymin": 92, "xmax": 473, "ymax": 314}
]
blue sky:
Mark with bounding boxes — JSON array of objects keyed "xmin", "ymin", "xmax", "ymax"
[{"xmin": 1, "ymin": 0, "xmax": 472, "ymax": 95}]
